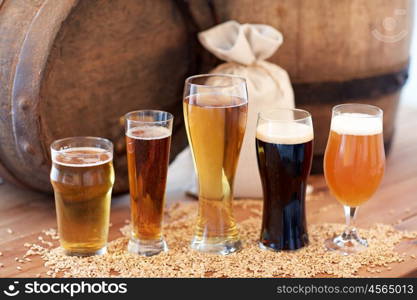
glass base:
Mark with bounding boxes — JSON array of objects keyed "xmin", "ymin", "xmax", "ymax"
[
  {"xmin": 128, "ymin": 237, "xmax": 168, "ymax": 256},
  {"xmin": 64, "ymin": 246, "xmax": 107, "ymax": 257},
  {"xmin": 190, "ymin": 237, "xmax": 242, "ymax": 255},
  {"xmin": 259, "ymin": 242, "xmax": 281, "ymax": 252},
  {"xmin": 258, "ymin": 241, "xmax": 308, "ymax": 252},
  {"xmin": 325, "ymin": 228, "xmax": 368, "ymax": 255}
]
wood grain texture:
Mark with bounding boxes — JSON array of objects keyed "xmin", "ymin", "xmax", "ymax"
[
  {"xmin": 0, "ymin": 0, "xmax": 190, "ymax": 194},
  {"xmin": 189, "ymin": 0, "xmax": 414, "ymax": 172},
  {"xmin": 207, "ymin": 0, "xmax": 414, "ymax": 82},
  {"xmin": 0, "ymin": 106, "xmax": 416, "ymax": 278},
  {"xmin": 0, "ymin": 0, "xmax": 54, "ymax": 190},
  {"xmin": 0, "ymin": 0, "xmax": 413, "ymax": 192}
]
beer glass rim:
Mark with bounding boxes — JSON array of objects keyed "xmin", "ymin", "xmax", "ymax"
[
  {"xmin": 258, "ymin": 108, "xmax": 311, "ymax": 123},
  {"xmin": 332, "ymin": 103, "xmax": 383, "ymax": 118},
  {"xmin": 124, "ymin": 110, "xmax": 174, "ymax": 124},
  {"xmin": 185, "ymin": 73, "xmax": 247, "ymax": 89},
  {"xmin": 50, "ymin": 136, "xmax": 113, "ymax": 154}
]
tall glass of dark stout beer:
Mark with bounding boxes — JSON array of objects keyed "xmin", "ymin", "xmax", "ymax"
[
  {"xmin": 324, "ymin": 104, "xmax": 385, "ymax": 254},
  {"xmin": 256, "ymin": 109, "xmax": 314, "ymax": 251},
  {"xmin": 183, "ymin": 74, "xmax": 248, "ymax": 254},
  {"xmin": 50, "ymin": 137, "xmax": 114, "ymax": 256},
  {"xmin": 125, "ymin": 110, "xmax": 173, "ymax": 256}
]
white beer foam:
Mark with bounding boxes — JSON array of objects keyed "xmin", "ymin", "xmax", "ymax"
[
  {"xmin": 52, "ymin": 147, "xmax": 112, "ymax": 167},
  {"xmin": 186, "ymin": 94, "xmax": 247, "ymax": 108},
  {"xmin": 256, "ymin": 122, "xmax": 314, "ymax": 145},
  {"xmin": 126, "ymin": 126, "xmax": 171, "ymax": 140},
  {"xmin": 331, "ymin": 113, "xmax": 382, "ymax": 136}
]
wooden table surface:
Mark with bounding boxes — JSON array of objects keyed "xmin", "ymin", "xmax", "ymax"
[{"xmin": 0, "ymin": 107, "xmax": 416, "ymax": 278}]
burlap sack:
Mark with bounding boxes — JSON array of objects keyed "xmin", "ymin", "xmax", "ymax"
[{"xmin": 173, "ymin": 20, "xmax": 294, "ymax": 198}]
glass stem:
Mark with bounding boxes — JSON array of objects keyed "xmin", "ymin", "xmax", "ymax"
[{"xmin": 343, "ymin": 205, "xmax": 358, "ymax": 236}]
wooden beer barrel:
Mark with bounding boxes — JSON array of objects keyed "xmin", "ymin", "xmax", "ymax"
[
  {"xmin": 0, "ymin": 0, "xmax": 197, "ymax": 193},
  {"xmin": 193, "ymin": 0, "xmax": 414, "ymax": 172}
]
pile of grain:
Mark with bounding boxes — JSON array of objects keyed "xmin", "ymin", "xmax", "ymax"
[{"xmin": 25, "ymin": 200, "xmax": 416, "ymax": 278}]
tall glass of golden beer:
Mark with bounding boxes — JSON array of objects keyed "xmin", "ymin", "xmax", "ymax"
[
  {"xmin": 183, "ymin": 74, "xmax": 248, "ymax": 254},
  {"xmin": 125, "ymin": 110, "xmax": 173, "ymax": 256},
  {"xmin": 50, "ymin": 137, "xmax": 114, "ymax": 256},
  {"xmin": 324, "ymin": 104, "xmax": 385, "ymax": 254}
]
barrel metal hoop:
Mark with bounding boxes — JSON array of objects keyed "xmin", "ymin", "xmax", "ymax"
[
  {"xmin": 10, "ymin": 0, "xmax": 79, "ymax": 191},
  {"xmin": 294, "ymin": 63, "xmax": 410, "ymax": 104}
]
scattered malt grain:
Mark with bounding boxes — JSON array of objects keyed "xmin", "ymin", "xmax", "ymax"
[{"xmin": 32, "ymin": 201, "xmax": 417, "ymax": 278}]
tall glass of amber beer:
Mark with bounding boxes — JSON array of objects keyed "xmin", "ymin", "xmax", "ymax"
[
  {"xmin": 50, "ymin": 137, "xmax": 114, "ymax": 256},
  {"xmin": 256, "ymin": 109, "xmax": 314, "ymax": 251},
  {"xmin": 183, "ymin": 74, "xmax": 248, "ymax": 254},
  {"xmin": 125, "ymin": 110, "xmax": 173, "ymax": 256},
  {"xmin": 324, "ymin": 104, "xmax": 385, "ymax": 254}
]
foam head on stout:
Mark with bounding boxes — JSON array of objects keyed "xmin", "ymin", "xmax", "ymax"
[{"xmin": 256, "ymin": 110, "xmax": 314, "ymax": 251}]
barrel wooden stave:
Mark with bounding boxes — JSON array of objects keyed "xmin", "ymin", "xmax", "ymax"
[
  {"xmin": 201, "ymin": 0, "xmax": 413, "ymax": 172},
  {"xmin": 0, "ymin": 0, "xmax": 190, "ymax": 193},
  {"xmin": 0, "ymin": 0, "xmax": 65, "ymax": 190},
  {"xmin": 210, "ymin": 0, "xmax": 413, "ymax": 82}
]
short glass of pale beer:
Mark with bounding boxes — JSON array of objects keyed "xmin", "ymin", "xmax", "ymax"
[
  {"xmin": 183, "ymin": 74, "xmax": 248, "ymax": 254},
  {"xmin": 324, "ymin": 104, "xmax": 385, "ymax": 254},
  {"xmin": 50, "ymin": 137, "xmax": 114, "ymax": 256},
  {"xmin": 256, "ymin": 109, "xmax": 314, "ymax": 251},
  {"xmin": 125, "ymin": 110, "xmax": 173, "ymax": 256}
]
